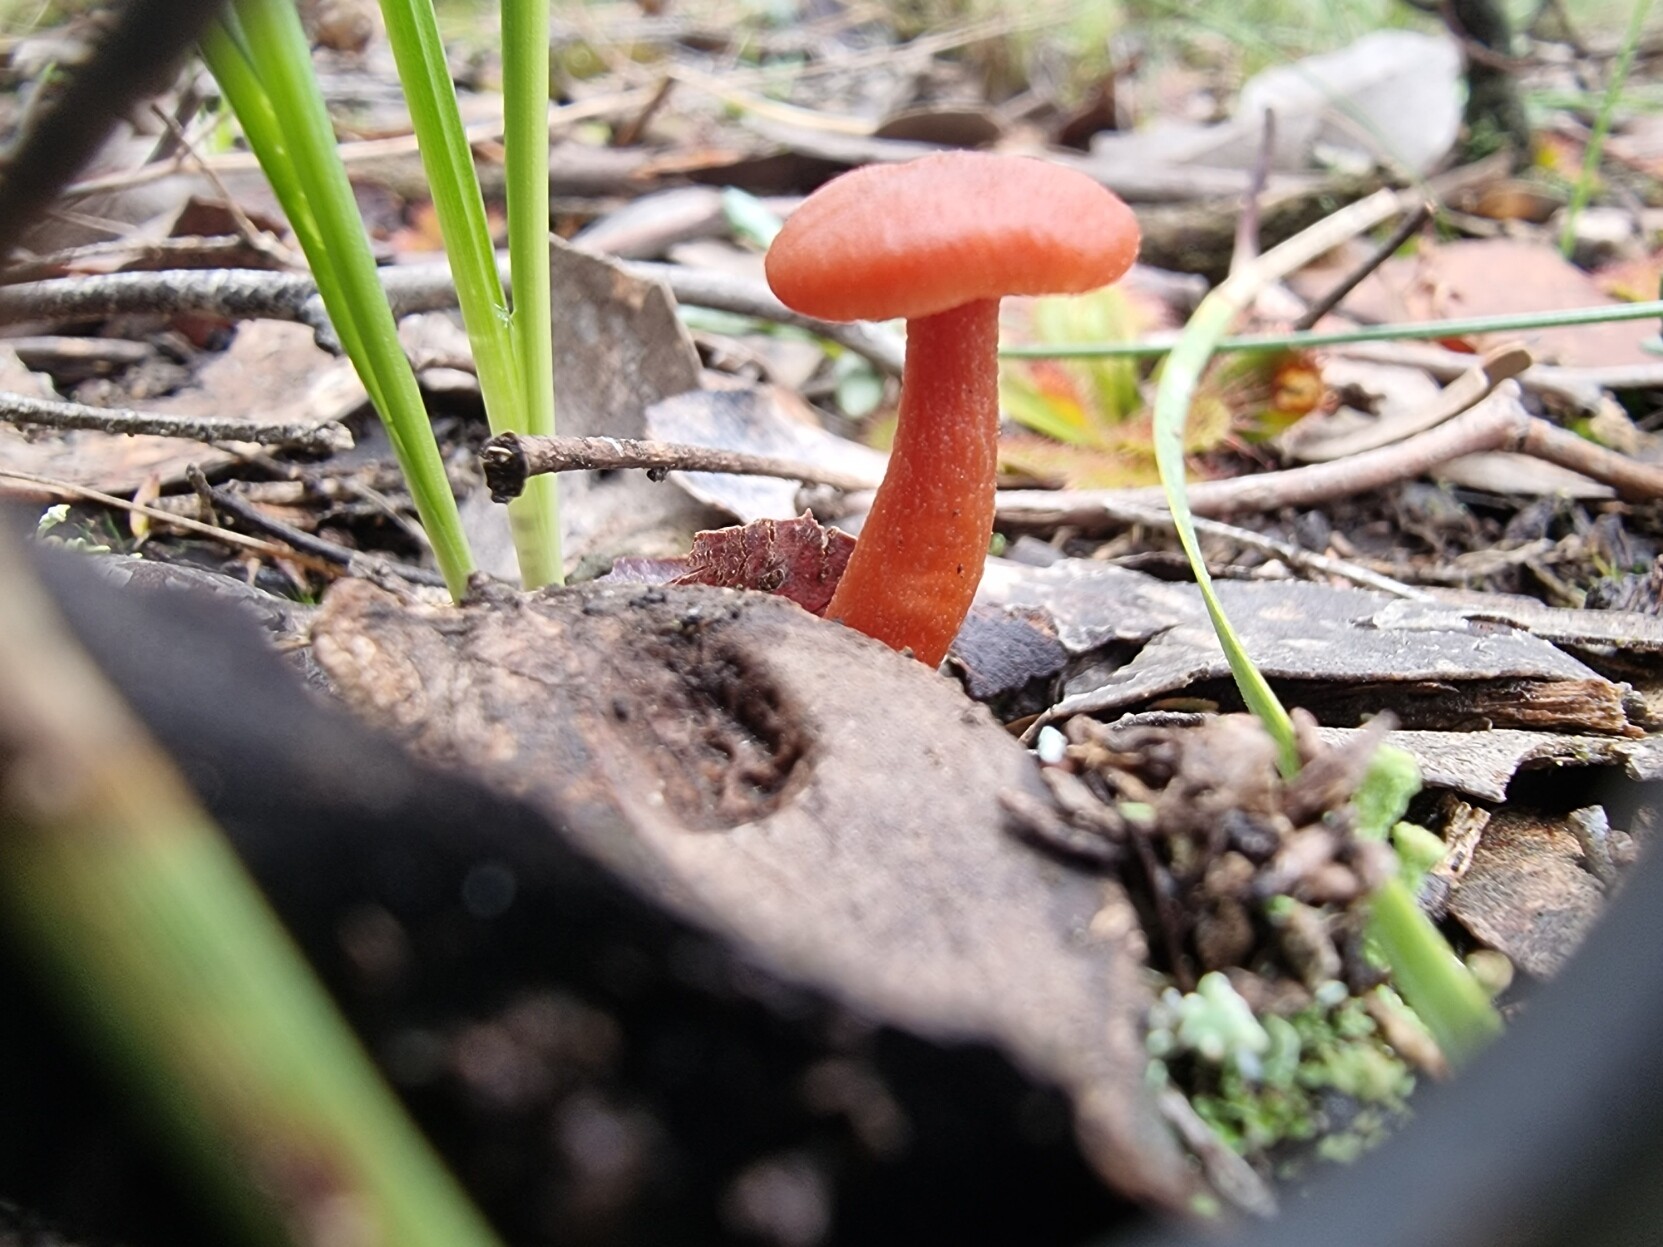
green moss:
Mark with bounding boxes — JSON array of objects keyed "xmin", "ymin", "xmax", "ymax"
[{"xmin": 1152, "ymin": 987, "xmax": 1416, "ymax": 1175}]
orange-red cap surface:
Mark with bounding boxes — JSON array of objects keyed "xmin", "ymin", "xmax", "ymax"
[{"xmin": 765, "ymin": 151, "xmax": 1140, "ymax": 323}]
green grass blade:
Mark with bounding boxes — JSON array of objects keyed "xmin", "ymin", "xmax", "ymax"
[
  {"xmin": 205, "ymin": 0, "xmax": 475, "ymax": 598},
  {"xmin": 0, "ymin": 540, "xmax": 504, "ymax": 1247},
  {"xmin": 1152, "ymin": 295, "xmax": 1300, "ymax": 773},
  {"xmin": 500, "ymin": 0, "xmax": 563, "ymax": 587},
  {"xmin": 378, "ymin": 0, "xmax": 561, "ymax": 588},
  {"xmin": 1367, "ymin": 878, "xmax": 1503, "ymax": 1067},
  {"xmin": 999, "ymin": 298, "xmax": 1663, "ymax": 360}
]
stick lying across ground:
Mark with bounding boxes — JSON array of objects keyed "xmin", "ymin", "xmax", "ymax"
[
  {"xmin": 0, "ymin": 390, "xmax": 351, "ymax": 453},
  {"xmin": 480, "ymin": 431, "xmax": 880, "ymax": 502},
  {"xmin": 996, "ymin": 397, "xmax": 1663, "ymax": 525},
  {"xmin": 490, "ymin": 392, "xmax": 1663, "ymax": 533},
  {"xmin": 0, "ymin": 256, "xmax": 908, "ymax": 377}
]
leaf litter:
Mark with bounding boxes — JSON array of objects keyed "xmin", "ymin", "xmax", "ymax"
[{"xmin": 6, "ymin": 1, "xmax": 1663, "ymax": 1235}]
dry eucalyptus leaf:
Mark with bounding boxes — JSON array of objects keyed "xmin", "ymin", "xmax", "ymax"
[
  {"xmin": 311, "ymin": 578, "xmax": 1199, "ymax": 1211},
  {"xmin": 546, "ymin": 237, "xmax": 726, "ymax": 564},
  {"xmin": 1236, "ymin": 31, "xmax": 1461, "ymax": 175}
]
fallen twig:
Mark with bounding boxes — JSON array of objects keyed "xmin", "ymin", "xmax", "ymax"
[
  {"xmin": 481, "ymin": 431, "xmax": 880, "ymax": 502},
  {"xmin": 1295, "ymin": 200, "xmax": 1432, "ymax": 330},
  {"xmin": 0, "ymin": 267, "xmax": 325, "ymax": 330},
  {"xmin": 0, "ymin": 466, "xmax": 300, "ymax": 558},
  {"xmin": 0, "ymin": 255, "xmax": 909, "ymax": 378},
  {"xmin": 1083, "ymin": 497, "xmax": 1437, "ymax": 601},
  {"xmin": 996, "ymin": 397, "xmax": 1663, "ymax": 525},
  {"xmin": 0, "ymin": 389, "xmax": 352, "ymax": 453},
  {"xmin": 483, "ymin": 429, "xmax": 1432, "ymax": 600},
  {"xmin": 184, "ymin": 464, "xmax": 448, "ymax": 588}
]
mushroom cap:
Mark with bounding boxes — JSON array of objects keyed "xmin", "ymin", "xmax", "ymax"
[{"xmin": 764, "ymin": 151, "xmax": 1140, "ymax": 323}]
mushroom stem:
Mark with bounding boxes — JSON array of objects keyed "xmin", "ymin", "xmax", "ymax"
[{"xmin": 823, "ymin": 297, "xmax": 1000, "ymax": 667}]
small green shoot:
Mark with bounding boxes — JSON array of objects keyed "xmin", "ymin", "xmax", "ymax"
[
  {"xmin": 1149, "ymin": 190, "xmax": 1502, "ymax": 1065},
  {"xmin": 501, "ymin": 0, "xmax": 563, "ymax": 585},
  {"xmin": 1355, "ymin": 748, "xmax": 1503, "ymax": 1067}
]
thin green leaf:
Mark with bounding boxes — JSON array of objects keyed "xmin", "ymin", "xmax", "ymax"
[
  {"xmin": 501, "ymin": 0, "xmax": 563, "ymax": 587},
  {"xmin": 0, "ymin": 538, "xmax": 505, "ymax": 1247},
  {"xmin": 1561, "ymin": 0, "xmax": 1654, "ymax": 257},
  {"xmin": 377, "ymin": 0, "xmax": 561, "ymax": 588}
]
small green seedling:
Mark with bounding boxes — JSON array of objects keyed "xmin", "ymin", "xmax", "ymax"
[{"xmin": 1146, "ymin": 201, "xmax": 1503, "ymax": 1067}]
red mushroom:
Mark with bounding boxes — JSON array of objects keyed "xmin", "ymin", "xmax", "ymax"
[{"xmin": 765, "ymin": 152, "xmax": 1140, "ymax": 667}]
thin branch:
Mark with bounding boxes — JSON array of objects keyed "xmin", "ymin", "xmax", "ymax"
[
  {"xmin": 483, "ymin": 430, "xmax": 1434, "ymax": 600},
  {"xmin": 481, "ymin": 431, "xmax": 880, "ymax": 502},
  {"xmin": 1294, "ymin": 201, "xmax": 1432, "ymax": 331},
  {"xmin": 0, "ymin": 258, "xmax": 909, "ymax": 377},
  {"xmin": 1229, "ymin": 109, "xmax": 1276, "ymax": 277},
  {"xmin": 1521, "ymin": 413, "xmax": 1663, "ymax": 497},
  {"xmin": 0, "ymin": 267, "xmax": 323, "ymax": 328},
  {"xmin": 0, "ymin": 390, "xmax": 352, "ymax": 454},
  {"xmin": 147, "ymin": 101, "xmax": 299, "ymax": 270},
  {"xmin": 995, "ymin": 399, "xmax": 1663, "ymax": 525},
  {"xmin": 184, "ymin": 464, "xmax": 448, "ymax": 588},
  {"xmin": 0, "ymin": 466, "xmax": 300, "ymax": 557},
  {"xmin": 1082, "ymin": 497, "xmax": 1437, "ymax": 601}
]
